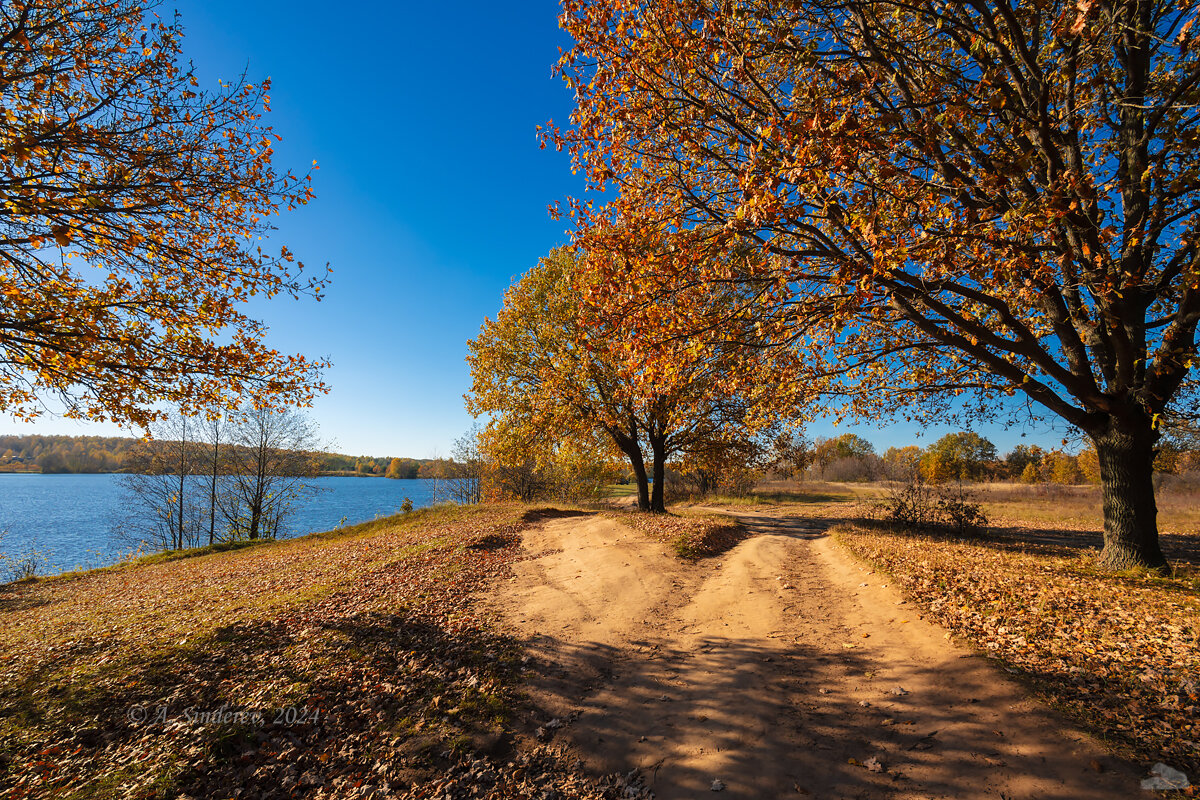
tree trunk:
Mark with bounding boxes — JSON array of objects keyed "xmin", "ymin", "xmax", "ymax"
[
  {"xmin": 605, "ymin": 418, "xmax": 651, "ymax": 512},
  {"xmin": 650, "ymin": 436, "xmax": 666, "ymax": 513},
  {"xmin": 208, "ymin": 435, "xmax": 219, "ymax": 546},
  {"xmin": 1093, "ymin": 418, "xmax": 1168, "ymax": 571},
  {"xmin": 628, "ymin": 448, "xmax": 651, "ymax": 512}
]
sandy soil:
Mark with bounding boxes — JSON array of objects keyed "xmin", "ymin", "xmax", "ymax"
[{"xmin": 485, "ymin": 509, "xmax": 1141, "ymax": 799}]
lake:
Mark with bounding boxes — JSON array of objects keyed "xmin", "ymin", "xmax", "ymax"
[{"xmin": 0, "ymin": 474, "xmax": 440, "ymax": 576}]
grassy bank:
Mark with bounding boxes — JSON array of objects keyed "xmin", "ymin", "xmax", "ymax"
[{"xmin": 0, "ymin": 505, "xmax": 581, "ymax": 799}]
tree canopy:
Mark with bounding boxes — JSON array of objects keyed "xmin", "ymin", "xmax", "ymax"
[
  {"xmin": 550, "ymin": 0, "xmax": 1200, "ymax": 568},
  {"xmin": 0, "ymin": 0, "xmax": 328, "ymax": 428},
  {"xmin": 466, "ymin": 247, "xmax": 784, "ymax": 512}
]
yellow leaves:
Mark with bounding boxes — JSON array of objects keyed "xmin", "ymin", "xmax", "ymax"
[{"xmin": 0, "ymin": 0, "xmax": 328, "ymax": 426}]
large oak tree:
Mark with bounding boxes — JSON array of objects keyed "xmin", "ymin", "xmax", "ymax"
[
  {"xmin": 551, "ymin": 0, "xmax": 1200, "ymax": 569},
  {"xmin": 0, "ymin": 0, "xmax": 328, "ymax": 428}
]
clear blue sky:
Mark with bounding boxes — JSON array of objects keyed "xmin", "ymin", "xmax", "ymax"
[{"xmin": 0, "ymin": 1, "xmax": 1077, "ymax": 458}]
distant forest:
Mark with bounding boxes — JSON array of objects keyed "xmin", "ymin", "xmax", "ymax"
[{"xmin": 0, "ymin": 435, "xmax": 433, "ymax": 477}]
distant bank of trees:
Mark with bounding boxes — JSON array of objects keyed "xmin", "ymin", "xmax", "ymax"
[
  {"xmin": 779, "ymin": 431, "xmax": 1200, "ymax": 486},
  {"xmin": 0, "ymin": 434, "xmax": 428, "ymax": 477}
]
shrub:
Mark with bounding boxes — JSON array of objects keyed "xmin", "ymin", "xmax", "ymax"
[{"xmin": 871, "ymin": 475, "xmax": 988, "ymax": 537}]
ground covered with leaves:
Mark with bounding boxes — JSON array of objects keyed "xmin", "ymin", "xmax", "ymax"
[
  {"xmin": 833, "ymin": 522, "xmax": 1200, "ymax": 779},
  {"xmin": 0, "ymin": 505, "xmax": 648, "ymax": 800},
  {"xmin": 604, "ymin": 509, "xmax": 746, "ymax": 558}
]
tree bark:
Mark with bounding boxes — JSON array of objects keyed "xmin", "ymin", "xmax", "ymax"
[
  {"xmin": 650, "ymin": 435, "xmax": 666, "ymax": 513},
  {"xmin": 605, "ymin": 416, "xmax": 651, "ymax": 512},
  {"xmin": 1093, "ymin": 417, "xmax": 1168, "ymax": 571},
  {"xmin": 628, "ymin": 447, "xmax": 651, "ymax": 512}
]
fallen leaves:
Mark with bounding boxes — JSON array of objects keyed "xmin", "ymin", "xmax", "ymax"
[
  {"xmin": 606, "ymin": 510, "xmax": 747, "ymax": 559},
  {"xmin": 835, "ymin": 522, "xmax": 1200, "ymax": 775},
  {"xmin": 0, "ymin": 504, "xmax": 640, "ymax": 800}
]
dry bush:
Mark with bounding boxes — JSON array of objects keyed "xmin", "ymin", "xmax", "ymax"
[{"xmin": 870, "ymin": 475, "xmax": 988, "ymax": 537}]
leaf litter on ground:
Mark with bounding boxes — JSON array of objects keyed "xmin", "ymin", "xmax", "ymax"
[
  {"xmin": 834, "ymin": 521, "xmax": 1200, "ymax": 778},
  {"xmin": 0, "ymin": 504, "xmax": 656, "ymax": 799}
]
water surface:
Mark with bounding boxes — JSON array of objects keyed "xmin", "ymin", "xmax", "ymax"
[{"xmin": 0, "ymin": 474, "xmax": 438, "ymax": 575}]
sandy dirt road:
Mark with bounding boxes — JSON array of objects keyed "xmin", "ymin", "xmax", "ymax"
[{"xmin": 486, "ymin": 509, "xmax": 1140, "ymax": 799}]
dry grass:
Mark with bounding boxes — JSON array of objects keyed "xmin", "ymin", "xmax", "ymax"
[
  {"xmin": 0, "ymin": 504, "xmax": 628, "ymax": 800},
  {"xmin": 973, "ymin": 481, "xmax": 1200, "ymax": 537}
]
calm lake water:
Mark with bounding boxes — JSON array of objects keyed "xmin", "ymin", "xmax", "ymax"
[{"xmin": 0, "ymin": 474, "xmax": 439, "ymax": 576}]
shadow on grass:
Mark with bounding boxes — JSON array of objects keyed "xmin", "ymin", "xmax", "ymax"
[
  {"xmin": 849, "ymin": 513, "xmax": 1200, "ymax": 569},
  {"xmin": 0, "ymin": 572, "xmax": 524, "ymax": 799},
  {"xmin": 753, "ymin": 489, "xmax": 855, "ymax": 504}
]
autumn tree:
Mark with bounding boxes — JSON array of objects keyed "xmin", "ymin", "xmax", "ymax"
[
  {"xmin": 1005, "ymin": 445, "xmax": 1046, "ymax": 480},
  {"xmin": 478, "ymin": 421, "xmax": 617, "ymax": 502},
  {"xmin": 1043, "ymin": 450, "xmax": 1085, "ymax": 485},
  {"xmin": 467, "ymin": 247, "xmax": 780, "ymax": 512},
  {"xmin": 0, "ymin": 0, "xmax": 328, "ymax": 429},
  {"xmin": 552, "ymin": 0, "xmax": 1200, "ymax": 568},
  {"xmin": 920, "ymin": 432, "xmax": 998, "ymax": 483},
  {"xmin": 813, "ymin": 434, "xmax": 876, "ymax": 472},
  {"xmin": 674, "ymin": 428, "xmax": 777, "ymax": 497},
  {"xmin": 766, "ymin": 430, "xmax": 813, "ymax": 479}
]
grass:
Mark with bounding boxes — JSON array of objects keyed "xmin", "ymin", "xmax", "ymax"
[
  {"xmin": 973, "ymin": 481, "xmax": 1200, "ymax": 536},
  {"xmin": 0, "ymin": 503, "xmax": 533, "ymax": 800}
]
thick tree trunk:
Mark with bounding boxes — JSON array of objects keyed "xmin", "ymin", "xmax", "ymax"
[
  {"xmin": 650, "ymin": 437, "xmax": 666, "ymax": 513},
  {"xmin": 1093, "ymin": 418, "xmax": 1168, "ymax": 571},
  {"xmin": 629, "ymin": 451, "xmax": 651, "ymax": 512}
]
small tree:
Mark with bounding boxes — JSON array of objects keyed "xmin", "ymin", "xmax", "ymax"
[
  {"xmin": 882, "ymin": 446, "xmax": 923, "ymax": 481},
  {"xmin": 432, "ymin": 426, "xmax": 486, "ymax": 506},
  {"xmin": 812, "ymin": 434, "xmax": 878, "ymax": 481},
  {"xmin": 220, "ymin": 407, "xmax": 322, "ymax": 541},
  {"xmin": 115, "ymin": 412, "xmax": 204, "ymax": 552},
  {"xmin": 920, "ymin": 433, "xmax": 998, "ymax": 483},
  {"xmin": 1044, "ymin": 451, "xmax": 1084, "ymax": 486}
]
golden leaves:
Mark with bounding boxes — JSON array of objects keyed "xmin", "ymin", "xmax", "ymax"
[{"xmin": 0, "ymin": 0, "xmax": 328, "ymax": 427}]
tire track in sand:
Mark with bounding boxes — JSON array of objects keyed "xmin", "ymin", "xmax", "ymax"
[{"xmin": 486, "ymin": 510, "xmax": 1139, "ymax": 799}]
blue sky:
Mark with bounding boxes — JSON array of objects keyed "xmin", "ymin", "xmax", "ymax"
[{"xmin": 0, "ymin": 1, "xmax": 1078, "ymax": 458}]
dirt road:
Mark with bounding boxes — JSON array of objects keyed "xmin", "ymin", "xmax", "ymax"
[{"xmin": 486, "ymin": 510, "xmax": 1140, "ymax": 799}]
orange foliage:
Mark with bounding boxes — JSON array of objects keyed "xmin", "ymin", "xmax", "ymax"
[
  {"xmin": 0, "ymin": 1, "xmax": 328, "ymax": 427},
  {"xmin": 548, "ymin": 0, "xmax": 1200, "ymax": 567}
]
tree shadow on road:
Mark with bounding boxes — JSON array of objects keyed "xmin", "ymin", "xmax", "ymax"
[{"xmin": 515, "ymin": 630, "xmax": 1130, "ymax": 800}]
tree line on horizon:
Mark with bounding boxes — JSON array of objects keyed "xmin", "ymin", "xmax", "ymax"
[
  {"xmin": 784, "ymin": 431, "xmax": 1200, "ymax": 486},
  {"xmin": 0, "ymin": 434, "xmax": 434, "ymax": 478}
]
